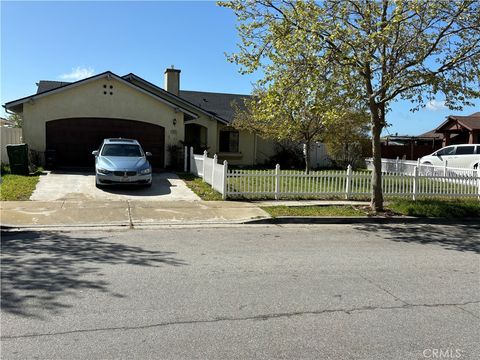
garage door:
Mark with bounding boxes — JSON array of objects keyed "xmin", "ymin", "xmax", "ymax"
[{"xmin": 46, "ymin": 118, "xmax": 165, "ymax": 168}]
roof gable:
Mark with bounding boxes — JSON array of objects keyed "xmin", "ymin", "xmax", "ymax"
[
  {"xmin": 4, "ymin": 71, "xmax": 197, "ymax": 117},
  {"xmin": 435, "ymin": 112, "xmax": 480, "ymax": 132},
  {"xmin": 4, "ymin": 71, "xmax": 252, "ymax": 124}
]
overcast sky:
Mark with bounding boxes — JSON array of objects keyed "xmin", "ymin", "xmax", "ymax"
[{"xmin": 1, "ymin": 1, "xmax": 478, "ymax": 136}]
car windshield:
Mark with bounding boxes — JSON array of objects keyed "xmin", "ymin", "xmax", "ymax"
[{"xmin": 101, "ymin": 144, "xmax": 143, "ymax": 157}]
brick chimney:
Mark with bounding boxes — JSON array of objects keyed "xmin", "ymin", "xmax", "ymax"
[{"xmin": 164, "ymin": 66, "xmax": 180, "ymax": 95}]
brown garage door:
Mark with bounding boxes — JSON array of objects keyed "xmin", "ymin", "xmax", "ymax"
[{"xmin": 46, "ymin": 118, "xmax": 165, "ymax": 168}]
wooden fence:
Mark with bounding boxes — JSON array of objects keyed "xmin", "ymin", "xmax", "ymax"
[
  {"xmin": 190, "ymin": 151, "xmax": 480, "ymax": 200},
  {"xmin": 1, "ymin": 127, "xmax": 23, "ymax": 164}
]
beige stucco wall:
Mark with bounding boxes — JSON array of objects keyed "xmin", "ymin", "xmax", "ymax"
[
  {"xmin": 216, "ymin": 126, "xmax": 276, "ymax": 166},
  {"xmin": 22, "ymin": 76, "xmax": 184, "ymax": 166}
]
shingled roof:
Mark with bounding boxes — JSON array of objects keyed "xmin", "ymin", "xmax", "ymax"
[
  {"xmin": 436, "ymin": 112, "xmax": 480, "ymax": 132},
  {"xmin": 179, "ymin": 90, "xmax": 249, "ymax": 123},
  {"xmin": 36, "ymin": 80, "xmax": 72, "ymax": 93}
]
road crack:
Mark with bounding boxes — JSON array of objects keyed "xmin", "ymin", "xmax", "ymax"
[
  {"xmin": 127, "ymin": 200, "xmax": 134, "ymax": 229},
  {"xmin": 2, "ymin": 301, "xmax": 479, "ymax": 340}
]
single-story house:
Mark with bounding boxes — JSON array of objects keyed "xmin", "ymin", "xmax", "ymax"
[
  {"xmin": 434, "ymin": 112, "xmax": 480, "ymax": 146},
  {"xmin": 380, "ymin": 111, "xmax": 479, "ymax": 160},
  {"xmin": 3, "ymin": 68, "xmax": 277, "ymax": 169}
]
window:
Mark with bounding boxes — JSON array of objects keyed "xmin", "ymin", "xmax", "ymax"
[
  {"xmin": 455, "ymin": 146, "xmax": 475, "ymax": 155},
  {"xmin": 219, "ymin": 130, "xmax": 239, "ymax": 153},
  {"xmin": 101, "ymin": 144, "xmax": 143, "ymax": 157},
  {"xmin": 436, "ymin": 147, "xmax": 455, "ymax": 156}
]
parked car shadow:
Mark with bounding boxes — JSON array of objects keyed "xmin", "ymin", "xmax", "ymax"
[
  {"xmin": 1, "ymin": 230, "xmax": 187, "ymax": 318},
  {"xmin": 99, "ymin": 176, "xmax": 174, "ymax": 196},
  {"xmin": 353, "ymin": 223, "xmax": 480, "ymax": 253}
]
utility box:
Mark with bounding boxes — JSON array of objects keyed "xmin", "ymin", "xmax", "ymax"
[{"xmin": 6, "ymin": 144, "xmax": 30, "ymax": 175}]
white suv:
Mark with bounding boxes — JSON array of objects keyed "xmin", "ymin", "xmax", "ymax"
[{"xmin": 420, "ymin": 144, "xmax": 480, "ymax": 169}]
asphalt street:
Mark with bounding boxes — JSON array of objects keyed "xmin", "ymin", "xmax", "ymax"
[{"xmin": 1, "ymin": 224, "xmax": 479, "ymax": 359}]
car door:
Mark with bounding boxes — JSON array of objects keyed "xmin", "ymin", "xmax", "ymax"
[
  {"xmin": 435, "ymin": 146, "xmax": 456, "ymax": 166},
  {"xmin": 453, "ymin": 145, "xmax": 476, "ymax": 168}
]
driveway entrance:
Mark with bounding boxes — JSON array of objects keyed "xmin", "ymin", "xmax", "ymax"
[{"xmin": 30, "ymin": 172, "xmax": 200, "ymax": 201}]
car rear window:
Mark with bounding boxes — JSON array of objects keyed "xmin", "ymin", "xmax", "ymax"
[
  {"xmin": 101, "ymin": 144, "xmax": 143, "ymax": 157},
  {"xmin": 455, "ymin": 146, "xmax": 475, "ymax": 155}
]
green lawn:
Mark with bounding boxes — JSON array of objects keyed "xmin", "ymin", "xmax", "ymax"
[
  {"xmin": 0, "ymin": 165, "xmax": 43, "ymax": 201},
  {"xmin": 176, "ymin": 173, "xmax": 223, "ymax": 201},
  {"xmin": 263, "ymin": 205, "xmax": 368, "ymax": 217},
  {"xmin": 262, "ymin": 199, "xmax": 480, "ymax": 218},
  {"xmin": 388, "ymin": 199, "xmax": 480, "ymax": 218}
]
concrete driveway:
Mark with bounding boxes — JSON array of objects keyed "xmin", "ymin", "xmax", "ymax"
[{"xmin": 30, "ymin": 171, "xmax": 201, "ymax": 201}]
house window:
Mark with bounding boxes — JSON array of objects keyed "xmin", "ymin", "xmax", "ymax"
[{"xmin": 219, "ymin": 130, "xmax": 239, "ymax": 153}]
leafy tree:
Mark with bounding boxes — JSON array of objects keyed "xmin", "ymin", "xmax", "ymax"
[
  {"xmin": 7, "ymin": 113, "xmax": 23, "ymax": 128},
  {"xmin": 219, "ymin": 0, "xmax": 480, "ymax": 211},
  {"xmin": 232, "ymin": 75, "xmax": 341, "ymax": 172},
  {"xmin": 323, "ymin": 111, "xmax": 371, "ymax": 169}
]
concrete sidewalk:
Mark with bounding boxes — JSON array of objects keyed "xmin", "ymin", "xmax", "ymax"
[{"xmin": 0, "ymin": 200, "xmax": 270, "ymax": 228}]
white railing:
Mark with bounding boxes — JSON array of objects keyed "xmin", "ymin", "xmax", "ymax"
[
  {"xmin": 365, "ymin": 157, "xmax": 478, "ymax": 187},
  {"xmin": 189, "ymin": 151, "xmax": 480, "ymax": 200},
  {"xmin": 365, "ymin": 157, "xmax": 477, "ymax": 176}
]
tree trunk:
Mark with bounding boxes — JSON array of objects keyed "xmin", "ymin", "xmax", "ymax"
[
  {"xmin": 371, "ymin": 119, "xmax": 384, "ymax": 212},
  {"xmin": 304, "ymin": 141, "xmax": 311, "ymax": 174}
]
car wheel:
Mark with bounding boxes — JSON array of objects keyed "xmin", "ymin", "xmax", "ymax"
[{"xmin": 420, "ymin": 162, "xmax": 434, "ymax": 176}]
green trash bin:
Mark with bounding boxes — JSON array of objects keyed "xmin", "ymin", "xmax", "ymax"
[{"xmin": 6, "ymin": 144, "xmax": 30, "ymax": 175}]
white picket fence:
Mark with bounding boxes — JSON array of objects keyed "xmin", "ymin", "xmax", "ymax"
[
  {"xmin": 188, "ymin": 149, "xmax": 227, "ymax": 196},
  {"xmin": 1, "ymin": 127, "xmax": 23, "ymax": 164},
  {"xmin": 189, "ymin": 150, "xmax": 480, "ymax": 200}
]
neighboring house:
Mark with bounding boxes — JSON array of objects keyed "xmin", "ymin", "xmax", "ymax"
[
  {"xmin": 381, "ymin": 134, "xmax": 441, "ymax": 160},
  {"xmin": 434, "ymin": 112, "xmax": 480, "ymax": 146},
  {"xmin": 0, "ymin": 117, "xmax": 14, "ymax": 127},
  {"xmin": 3, "ymin": 68, "xmax": 276, "ymax": 169},
  {"xmin": 380, "ymin": 111, "xmax": 479, "ymax": 160}
]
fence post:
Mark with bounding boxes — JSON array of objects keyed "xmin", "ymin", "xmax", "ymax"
[
  {"xmin": 477, "ymin": 166, "xmax": 480, "ymax": 201},
  {"xmin": 184, "ymin": 146, "xmax": 188, "ymax": 172},
  {"xmin": 190, "ymin": 147, "xmax": 194, "ymax": 174},
  {"xmin": 412, "ymin": 166, "xmax": 418, "ymax": 201},
  {"xmin": 345, "ymin": 164, "xmax": 352, "ymax": 200},
  {"xmin": 395, "ymin": 156, "xmax": 399, "ymax": 173},
  {"xmin": 212, "ymin": 154, "xmax": 218, "ymax": 183},
  {"xmin": 202, "ymin": 150, "xmax": 207, "ymax": 180},
  {"xmin": 275, "ymin": 164, "xmax": 280, "ymax": 200},
  {"xmin": 443, "ymin": 160, "xmax": 448, "ymax": 177},
  {"xmin": 222, "ymin": 160, "xmax": 228, "ymax": 200}
]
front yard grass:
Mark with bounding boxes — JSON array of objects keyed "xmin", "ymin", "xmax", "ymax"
[
  {"xmin": 262, "ymin": 199, "xmax": 480, "ymax": 218},
  {"xmin": 0, "ymin": 165, "xmax": 43, "ymax": 201},
  {"xmin": 176, "ymin": 173, "xmax": 223, "ymax": 201},
  {"xmin": 388, "ymin": 199, "xmax": 480, "ymax": 218},
  {"xmin": 263, "ymin": 205, "xmax": 367, "ymax": 217}
]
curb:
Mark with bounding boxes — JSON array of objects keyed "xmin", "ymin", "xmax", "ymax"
[{"xmin": 245, "ymin": 216, "xmax": 480, "ymax": 225}]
